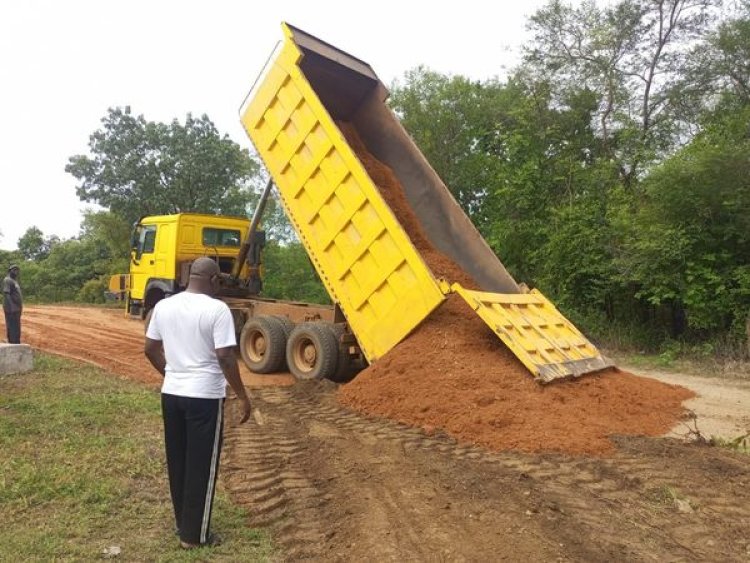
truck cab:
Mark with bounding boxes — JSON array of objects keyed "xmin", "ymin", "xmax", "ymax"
[{"xmin": 110, "ymin": 213, "xmax": 254, "ymax": 317}]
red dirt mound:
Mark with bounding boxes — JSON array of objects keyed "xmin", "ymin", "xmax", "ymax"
[{"xmin": 337, "ymin": 123, "xmax": 694, "ymax": 456}]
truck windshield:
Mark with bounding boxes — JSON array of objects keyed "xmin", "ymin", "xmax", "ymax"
[{"xmin": 203, "ymin": 228, "xmax": 241, "ymax": 247}]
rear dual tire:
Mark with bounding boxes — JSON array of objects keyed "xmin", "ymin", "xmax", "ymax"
[
  {"xmin": 239, "ymin": 317, "xmax": 355, "ymax": 383},
  {"xmin": 239, "ymin": 316, "xmax": 288, "ymax": 373},
  {"xmin": 286, "ymin": 322, "xmax": 339, "ymax": 381}
]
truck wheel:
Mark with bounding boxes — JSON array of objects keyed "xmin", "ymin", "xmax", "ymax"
[
  {"xmin": 286, "ymin": 322, "xmax": 338, "ymax": 381},
  {"xmin": 327, "ymin": 324, "xmax": 357, "ymax": 383},
  {"xmin": 271, "ymin": 316, "xmax": 295, "ymax": 338},
  {"xmin": 143, "ymin": 288, "xmax": 165, "ymax": 320},
  {"xmin": 240, "ymin": 316, "xmax": 287, "ymax": 374}
]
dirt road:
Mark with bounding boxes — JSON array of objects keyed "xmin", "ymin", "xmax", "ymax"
[
  {"xmin": 5, "ymin": 305, "xmax": 750, "ymax": 561},
  {"xmin": 624, "ymin": 365, "xmax": 750, "ymax": 440},
  {"xmin": 12, "ymin": 305, "xmax": 293, "ymax": 388}
]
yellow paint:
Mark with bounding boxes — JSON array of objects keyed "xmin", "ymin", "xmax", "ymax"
[
  {"xmin": 109, "ymin": 213, "xmax": 250, "ymax": 304},
  {"xmin": 239, "ymin": 23, "xmax": 444, "ymax": 361},
  {"xmin": 452, "ymin": 284, "xmax": 612, "ymax": 382}
]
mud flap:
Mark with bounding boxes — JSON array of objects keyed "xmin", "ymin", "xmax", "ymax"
[
  {"xmin": 108, "ymin": 273, "xmax": 130, "ymax": 295},
  {"xmin": 451, "ymin": 283, "xmax": 613, "ymax": 383}
]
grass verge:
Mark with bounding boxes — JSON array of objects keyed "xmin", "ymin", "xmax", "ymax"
[
  {"xmin": 608, "ymin": 350, "xmax": 750, "ymax": 379},
  {"xmin": 0, "ymin": 354, "xmax": 274, "ymax": 561}
]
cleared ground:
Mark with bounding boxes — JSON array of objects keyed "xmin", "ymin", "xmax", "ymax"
[
  {"xmin": 626, "ymin": 366, "xmax": 750, "ymax": 440},
  {"xmin": 5, "ymin": 305, "xmax": 750, "ymax": 561}
]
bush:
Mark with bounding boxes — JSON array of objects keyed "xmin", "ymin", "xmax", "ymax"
[{"xmin": 77, "ymin": 277, "xmax": 108, "ymax": 304}]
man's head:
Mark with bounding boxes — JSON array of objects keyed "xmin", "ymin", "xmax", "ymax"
[
  {"xmin": 188, "ymin": 257, "xmax": 221, "ymax": 296},
  {"xmin": 8, "ymin": 265, "xmax": 19, "ymax": 280}
]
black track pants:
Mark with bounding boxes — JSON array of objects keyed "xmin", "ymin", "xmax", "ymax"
[
  {"xmin": 4, "ymin": 311, "xmax": 20, "ymax": 344},
  {"xmin": 161, "ymin": 393, "xmax": 224, "ymax": 545}
]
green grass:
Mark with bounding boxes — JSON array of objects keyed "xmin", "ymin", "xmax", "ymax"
[
  {"xmin": 710, "ymin": 433, "xmax": 750, "ymax": 455},
  {"xmin": 610, "ymin": 349, "xmax": 750, "ymax": 379},
  {"xmin": 0, "ymin": 354, "xmax": 274, "ymax": 561}
]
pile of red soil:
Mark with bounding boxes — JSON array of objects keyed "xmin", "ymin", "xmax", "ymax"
[{"xmin": 337, "ymin": 123, "xmax": 694, "ymax": 456}]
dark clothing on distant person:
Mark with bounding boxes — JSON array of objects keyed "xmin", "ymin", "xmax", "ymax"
[
  {"xmin": 5, "ymin": 312, "xmax": 21, "ymax": 344},
  {"xmin": 2, "ymin": 274, "xmax": 22, "ymax": 314},
  {"xmin": 3, "ymin": 272, "xmax": 22, "ymax": 344}
]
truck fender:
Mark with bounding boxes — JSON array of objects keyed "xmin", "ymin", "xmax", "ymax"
[{"xmin": 144, "ymin": 278, "xmax": 178, "ymax": 312}]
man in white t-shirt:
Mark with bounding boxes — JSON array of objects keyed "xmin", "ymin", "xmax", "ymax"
[{"xmin": 145, "ymin": 257, "xmax": 252, "ymax": 549}]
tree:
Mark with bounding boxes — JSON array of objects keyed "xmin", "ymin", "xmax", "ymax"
[
  {"xmin": 680, "ymin": 2, "xmax": 750, "ymax": 109},
  {"xmin": 19, "ymin": 236, "xmax": 113, "ymax": 302},
  {"xmin": 616, "ymin": 103, "xmax": 750, "ymax": 337},
  {"xmin": 524, "ymin": 0, "xmax": 719, "ymax": 188},
  {"xmin": 17, "ymin": 226, "xmax": 58, "ymax": 261},
  {"xmin": 66, "ymin": 107, "xmax": 261, "ymax": 224},
  {"xmin": 262, "ymin": 242, "xmax": 329, "ymax": 304},
  {"xmin": 80, "ymin": 211, "xmax": 133, "ymax": 274},
  {"xmin": 711, "ymin": 9, "xmax": 750, "ymax": 102},
  {"xmin": 391, "ymin": 66, "xmax": 619, "ymax": 293},
  {"xmin": 389, "ymin": 68, "xmax": 509, "ymax": 216},
  {"xmin": 480, "ymin": 78, "xmax": 617, "ymax": 290},
  {"xmin": 0, "ymin": 249, "xmax": 22, "ymax": 272}
]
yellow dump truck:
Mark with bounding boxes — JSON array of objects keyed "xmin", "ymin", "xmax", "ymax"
[
  {"xmin": 235, "ymin": 23, "xmax": 612, "ymax": 383},
  {"xmin": 115, "ymin": 23, "xmax": 611, "ymax": 384}
]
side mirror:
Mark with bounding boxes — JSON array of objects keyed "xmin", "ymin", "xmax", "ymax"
[{"xmin": 130, "ymin": 225, "xmax": 140, "ymax": 251}]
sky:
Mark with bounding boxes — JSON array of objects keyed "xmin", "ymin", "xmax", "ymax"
[{"xmin": 0, "ymin": 0, "xmax": 551, "ymax": 250}]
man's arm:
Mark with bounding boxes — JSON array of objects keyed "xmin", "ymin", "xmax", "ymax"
[
  {"xmin": 144, "ymin": 337, "xmax": 166, "ymax": 376},
  {"xmin": 12, "ymin": 282, "xmax": 22, "ymax": 312},
  {"xmin": 216, "ymin": 346, "xmax": 252, "ymax": 423}
]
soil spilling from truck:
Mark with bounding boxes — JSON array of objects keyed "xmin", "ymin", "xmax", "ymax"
[
  {"xmin": 339, "ymin": 123, "xmax": 477, "ymax": 289},
  {"xmin": 337, "ymin": 123, "xmax": 694, "ymax": 456}
]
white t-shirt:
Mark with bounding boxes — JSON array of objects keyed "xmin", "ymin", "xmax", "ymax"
[{"xmin": 146, "ymin": 292, "xmax": 237, "ymax": 399}]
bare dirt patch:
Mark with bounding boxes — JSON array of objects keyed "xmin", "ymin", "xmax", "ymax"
[
  {"xmin": 5, "ymin": 305, "xmax": 293, "ymax": 388},
  {"xmin": 622, "ymin": 365, "xmax": 750, "ymax": 440},
  {"xmin": 5, "ymin": 305, "xmax": 750, "ymax": 561}
]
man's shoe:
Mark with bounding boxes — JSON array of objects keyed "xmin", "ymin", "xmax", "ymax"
[{"xmin": 179, "ymin": 533, "xmax": 222, "ymax": 549}]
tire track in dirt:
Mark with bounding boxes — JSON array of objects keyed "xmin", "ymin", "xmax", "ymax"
[
  {"xmin": 225, "ymin": 386, "xmax": 565, "ymax": 562},
  {"xmin": 22, "ymin": 309, "xmax": 146, "ymax": 349},
  {"xmin": 224, "ymin": 390, "xmax": 328, "ymax": 560},
  {"xmin": 24, "ymin": 313, "xmax": 145, "ymax": 346},
  {"xmin": 223, "ymin": 382, "xmax": 750, "ymax": 562}
]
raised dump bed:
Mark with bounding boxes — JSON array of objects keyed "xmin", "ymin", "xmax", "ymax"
[{"xmin": 240, "ymin": 23, "xmax": 611, "ymax": 382}]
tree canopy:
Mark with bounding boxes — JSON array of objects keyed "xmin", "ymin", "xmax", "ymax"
[
  {"xmin": 388, "ymin": 0, "xmax": 749, "ymax": 352},
  {"xmin": 66, "ymin": 107, "xmax": 261, "ymax": 224},
  {"xmin": 17, "ymin": 226, "xmax": 59, "ymax": 261}
]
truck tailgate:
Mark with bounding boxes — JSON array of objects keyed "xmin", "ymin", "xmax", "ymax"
[{"xmin": 451, "ymin": 283, "xmax": 612, "ymax": 382}]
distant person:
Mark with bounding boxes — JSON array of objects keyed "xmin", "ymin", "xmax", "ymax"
[
  {"xmin": 144, "ymin": 257, "xmax": 252, "ymax": 549},
  {"xmin": 3, "ymin": 265, "xmax": 22, "ymax": 344}
]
